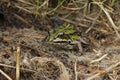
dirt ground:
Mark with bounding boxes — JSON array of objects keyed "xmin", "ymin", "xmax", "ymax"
[{"xmin": 0, "ymin": 0, "xmax": 120, "ymax": 80}]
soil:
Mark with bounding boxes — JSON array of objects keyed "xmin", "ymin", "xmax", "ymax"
[{"xmin": 0, "ymin": 0, "xmax": 120, "ymax": 80}]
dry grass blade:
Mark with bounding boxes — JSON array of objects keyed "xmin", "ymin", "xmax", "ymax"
[
  {"xmin": 0, "ymin": 63, "xmax": 36, "ymax": 72},
  {"xmin": 106, "ymin": 61, "xmax": 120, "ymax": 72},
  {"xmin": 92, "ymin": 1, "xmax": 120, "ymax": 39},
  {"xmin": 90, "ymin": 53, "xmax": 108, "ymax": 64},
  {"xmin": 62, "ymin": 6, "xmax": 86, "ymax": 11},
  {"xmin": 59, "ymin": 17, "xmax": 88, "ymax": 27},
  {"xmin": 14, "ymin": 0, "xmax": 36, "ymax": 14},
  {"xmin": 0, "ymin": 69, "xmax": 13, "ymax": 80},
  {"xmin": 17, "ymin": 0, "xmax": 34, "ymax": 5},
  {"xmin": 86, "ymin": 61, "xmax": 120, "ymax": 80},
  {"xmin": 15, "ymin": 5, "xmax": 33, "ymax": 14},
  {"xmin": 85, "ymin": 10, "xmax": 102, "ymax": 33},
  {"xmin": 14, "ymin": 14, "xmax": 31, "ymax": 26},
  {"xmin": 86, "ymin": 71, "xmax": 104, "ymax": 80},
  {"xmin": 30, "ymin": 57, "xmax": 70, "ymax": 80},
  {"xmin": 16, "ymin": 46, "xmax": 21, "ymax": 80},
  {"xmin": 102, "ymin": 6, "xmax": 120, "ymax": 39}
]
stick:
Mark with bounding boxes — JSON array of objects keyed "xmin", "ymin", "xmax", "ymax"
[
  {"xmin": 16, "ymin": 46, "xmax": 21, "ymax": 80},
  {"xmin": 0, "ymin": 69, "xmax": 13, "ymax": 80}
]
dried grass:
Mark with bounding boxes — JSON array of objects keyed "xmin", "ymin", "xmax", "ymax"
[{"xmin": 30, "ymin": 57, "xmax": 71, "ymax": 80}]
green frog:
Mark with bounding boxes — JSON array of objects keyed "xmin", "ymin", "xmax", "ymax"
[{"xmin": 45, "ymin": 23, "xmax": 89, "ymax": 54}]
